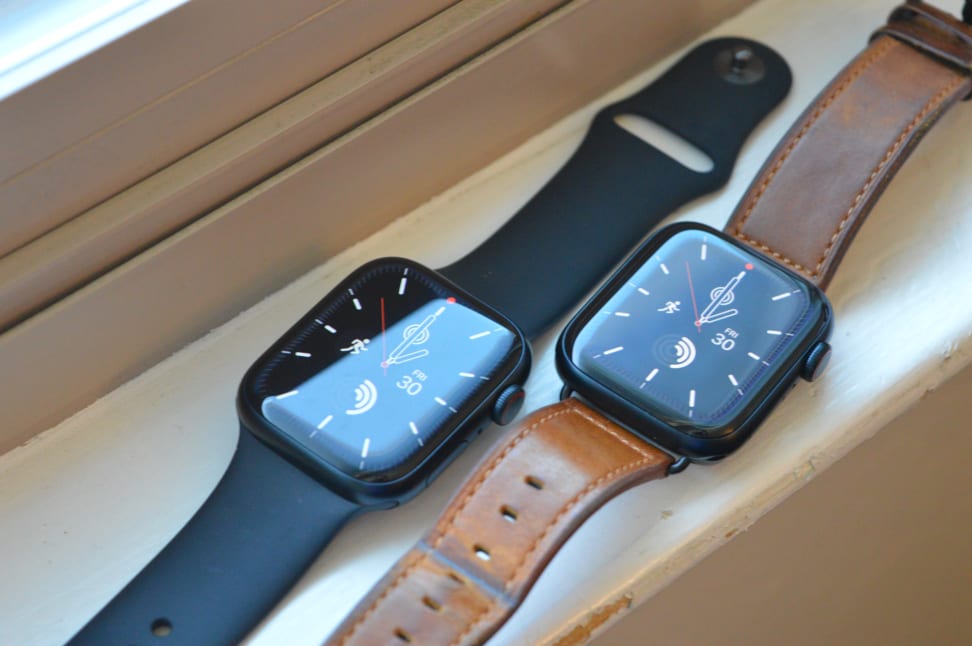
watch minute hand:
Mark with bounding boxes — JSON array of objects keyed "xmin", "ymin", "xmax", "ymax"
[
  {"xmin": 386, "ymin": 307, "xmax": 444, "ymax": 364},
  {"xmin": 698, "ymin": 308, "xmax": 739, "ymax": 324},
  {"xmin": 698, "ymin": 271, "xmax": 745, "ymax": 324},
  {"xmin": 384, "ymin": 348, "xmax": 430, "ymax": 366}
]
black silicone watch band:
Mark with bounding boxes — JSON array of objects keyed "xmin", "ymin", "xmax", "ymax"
[
  {"xmin": 67, "ymin": 38, "xmax": 791, "ymax": 646},
  {"xmin": 440, "ymin": 37, "xmax": 792, "ymax": 338},
  {"xmin": 69, "ymin": 430, "xmax": 361, "ymax": 645}
]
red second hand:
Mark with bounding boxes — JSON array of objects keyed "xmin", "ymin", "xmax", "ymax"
[
  {"xmin": 685, "ymin": 261, "xmax": 701, "ymax": 333},
  {"xmin": 380, "ymin": 297, "xmax": 388, "ymax": 374}
]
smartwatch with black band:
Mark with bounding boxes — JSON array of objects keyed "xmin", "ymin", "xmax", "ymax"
[
  {"xmin": 325, "ymin": 4, "xmax": 972, "ymax": 645},
  {"xmin": 68, "ymin": 38, "xmax": 791, "ymax": 645}
]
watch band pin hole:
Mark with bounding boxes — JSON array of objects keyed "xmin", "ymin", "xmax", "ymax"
[
  {"xmin": 612, "ymin": 114, "xmax": 714, "ymax": 173},
  {"xmin": 447, "ymin": 571, "xmax": 465, "ymax": 585},
  {"xmin": 524, "ymin": 475, "xmax": 544, "ymax": 490},
  {"xmin": 422, "ymin": 595, "xmax": 443, "ymax": 612},
  {"xmin": 394, "ymin": 627, "xmax": 414, "ymax": 643},
  {"xmin": 473, "ymin": 545, "xmax": 492, "ymax": 561},
  {"xmin": 150, "ymin": 618, "xmax": 173, "ymax": 638},
  {"xmin": 500, "ymin": 505, "xmax": 518, "ymax": 522}
]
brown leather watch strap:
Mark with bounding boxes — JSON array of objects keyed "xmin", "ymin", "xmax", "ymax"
[
  {"xmin": 726, "ymin": 2, "xmax": 972, "ymax": 290},
  {"xmin": 326, "ymin": 399, "xmax": 672, "ymax": 646}
]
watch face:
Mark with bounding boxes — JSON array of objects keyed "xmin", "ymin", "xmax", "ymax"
[
  {"xmin": 560, "ymin": 224, "xmax": 830, "ymax": 449},
  {"xmin": 240, "ymin": 258, "xmax": 526, "ymax": 485}
]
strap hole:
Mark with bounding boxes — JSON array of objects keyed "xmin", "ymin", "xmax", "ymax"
[
  {"xmin": 150, "ymin": 618, "xmax": 173, "ymax": 637},
  {"xmin": 525, "ymin": 475, "xmax": 544, "ymax": 490},
  {"xmin": 422, "ymin": 596, "xmax": 443, "ymax": 612},
  {"xmin": 612, "ymin": 114, "xmax": 714, "ymax": 173},
  {"xmin": 395, "ymin": 628, "xmax": 413, "ymax": 643},
  {"xmin": 447, "ymin": 571, "xmax": 465, "ymax": 585},
  {"xmin": 473, "ymin": 545, "xmax": 491, "ymax": 561},
  {"xmin": 500, "ymin": 505, "xmax": 518, "ymax": 522}
]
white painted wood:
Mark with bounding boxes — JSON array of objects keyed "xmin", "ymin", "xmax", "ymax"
[
  {"xmin": 0, "ymin": 0, "xmax": 751, "ymax": 452},
  {"xmin": 592, "ymin": 366, "xmax": 972, "ymax": 645},
  {"xmin": 0, "ymin": 0, "xmax": 457, "ymax": 257},
  {"xmin": 0, "ymin": 1, "xmax": 970, "ymax": 645},
  {"xmin": 0, "ymin": 0, "xmax": 569, "ymax": 328},
  {"xmin": 0, "ymin": 0, "xmax": 188, "ymax": 100}
]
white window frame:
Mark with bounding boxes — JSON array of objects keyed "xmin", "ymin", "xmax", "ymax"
[{"xmin": 0, "ymin": 0, "xmax": 756, "ymax": 451}]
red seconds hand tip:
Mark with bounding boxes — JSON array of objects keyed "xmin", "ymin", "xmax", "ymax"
[
  {"xmin": 685, "ymin": 261, "xmax": 702, "ymax": 333},
  {"xmin": 380, "ymin": 297, "xmax": 388, "ymax": 374}
]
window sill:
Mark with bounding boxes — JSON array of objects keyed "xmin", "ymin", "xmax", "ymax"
[
  {"xmin": 0, "ymin": 0, "xmax": 749, "ymax": 450},
  {"xmin": 1, "ymin": 1, "xmax": 971, "ymax": 644}
]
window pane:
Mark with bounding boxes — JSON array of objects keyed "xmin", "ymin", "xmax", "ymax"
[{"xmin": 0, "ymin": 0, "xmax": 186, "ymax": 98}]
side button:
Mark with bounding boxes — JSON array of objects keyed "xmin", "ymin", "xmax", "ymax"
[
  {"xmin": 801, "ymin": 341, "xmax": 832, "ymax": 382},
  {"xmin": 492, "ymin": 385, "xmax": 526, "ymax": 425}
]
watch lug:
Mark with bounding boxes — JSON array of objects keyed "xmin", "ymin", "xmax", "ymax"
[{"xmin": 666, "ymin": 456, "xmax": 691, "ymax": 475}]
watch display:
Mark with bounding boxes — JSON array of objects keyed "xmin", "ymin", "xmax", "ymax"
[
  {"xmin": 240, "ymin": 258, "xmax": 527, "ymax": 483},
  {"xmin": 560, "ymin": 224, "xmax": 831, "ymax": 448}
]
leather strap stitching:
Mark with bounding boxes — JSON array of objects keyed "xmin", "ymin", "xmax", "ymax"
[
  {"xmin": 560, "ymin": 398, "xmax": 658, "ymax": 458},
  {"xmin": 335, "ymin": 406, "xmax": 583, "ymax": 646},
  {"xmin": 811, "ymin": 71, "xmax": 966, "ymax": 275},
  {"xmin": 729, "ymin": 37, "xmax": 896, "ymax": 275},
  {"xmin": 448, "ymin": 404, "xmax": 663, "ymax": 645},
  {"xmin": 732, "ymin": 231, "xmax": 813, "ymax": 277},
  {"xmin": 453, "ymin": 448, "xmax": 665, "ymax": 645},
  {"xmin": 333, "ymin": 550, "xmax": 430, "ymax": 646},
  {"xmin": 430, "ymin": 406, "xmax": 581, "ymax": 549},
  {"xmin": 335, "ymin": 403, "xmax": 664, "ymax": 646},
  {"xmin": 338, "ymin": 552, "xmax": 429, "ymax": 645},
  {"xmin": 506, "ymin": 455, "xmax": 664, "ymax": 593}
]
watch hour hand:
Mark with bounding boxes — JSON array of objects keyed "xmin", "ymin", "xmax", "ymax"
[
  {"xmin": 384, "ymin": 307, "xmax": 443, "ymax": 367},
  {"xmin": 698, "ymin": 308, "xmax": 739, "ymax": 325},
  {"xmin": 384, "ymin": 348, "xmax": 430, "ymax": 366},
  {"xmin": 698, "ymin": 271, "xmax": 745, "ymax": 325}
]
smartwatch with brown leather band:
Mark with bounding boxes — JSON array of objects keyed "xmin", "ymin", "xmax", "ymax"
[{"xmin": 326, "ymin": 3, "xmax": 972, "ymax": 645}]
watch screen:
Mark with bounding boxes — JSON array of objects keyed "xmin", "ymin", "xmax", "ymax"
[
  {"xmin": 242, "ymin": 259, "xmax": 523, "ymax": 482},
  {"xmin": 570, "ymin": 227, "xmax": 821, "ymax": 436}
]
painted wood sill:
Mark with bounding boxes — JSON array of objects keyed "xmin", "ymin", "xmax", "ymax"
[{"xmin": 1, "ymin": 1, "xmax": 970, "ymax": 644}]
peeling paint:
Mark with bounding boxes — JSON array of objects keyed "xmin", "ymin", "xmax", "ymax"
[
  {"xmin": 552, "ymin": 592, "xmax": 634, "ymax": 646},
  {"xmin": 792, "ymin": 461, "xmax": 815, "ymax": 482},
  {"xmin": 943, "ymin": 342, "xmax": 958, "ymax": 361}
]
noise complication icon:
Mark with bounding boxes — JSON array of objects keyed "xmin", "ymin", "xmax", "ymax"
[
  {"xmin": 669, "ymin": 337, "xmax": 696, "ymax": 369},
  {"xmin": 346, "ymin": 379, "xmax": 378, "ymax": 415}
]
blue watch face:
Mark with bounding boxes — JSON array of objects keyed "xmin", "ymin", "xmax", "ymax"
[
  {"xmin": 566, "ymin": 226, "xmax": 827, "ymax": 438},
  {"xmin": 241, "ymin": 259, "xmax": 525, "ymax": 483}
]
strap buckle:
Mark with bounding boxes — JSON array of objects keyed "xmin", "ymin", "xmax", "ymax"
[{"xmin": 873, "ymin": 1, "xmax": 972, "ymax": 98}]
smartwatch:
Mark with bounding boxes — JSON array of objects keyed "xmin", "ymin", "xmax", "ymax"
[
  {"xmin": 325, "ymin": 4, "xmax": 972, "ymax": 645},
  {"xmin": 68, "ymin": 38, "xmax": 791, "ymax": 645}
]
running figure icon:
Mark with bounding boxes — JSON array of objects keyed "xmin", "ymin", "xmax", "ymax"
[
  {"xmin": 658, "ymin": 300, "xmax": 681, "ymax": 314},
  {"xmin": 340, "ymin": 338, "xmax": 370, "ymax": 354}
]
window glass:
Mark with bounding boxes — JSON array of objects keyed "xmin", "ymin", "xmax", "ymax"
[{"xmin": 0, "ymin": 0, "xmax": 186, "ymax": 98}]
